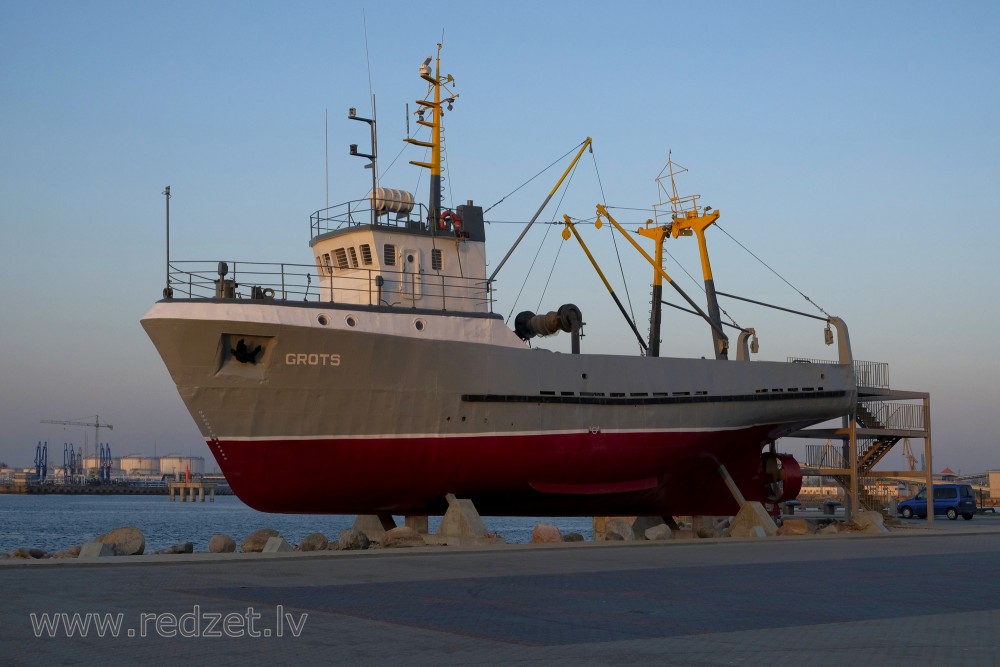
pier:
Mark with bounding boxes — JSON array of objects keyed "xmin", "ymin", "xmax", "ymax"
[{"xmin": 167, "ymin": 481, "xmax": 217, "ymax": 503}]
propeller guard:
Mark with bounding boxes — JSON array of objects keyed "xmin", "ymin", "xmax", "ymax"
[{"xmin": 762, "ymin": 453, "xmax": 803, "ymax": 504}]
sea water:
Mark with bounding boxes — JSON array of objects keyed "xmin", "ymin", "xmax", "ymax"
[{"xmin": 0, "ymin": 495, "xmax": 595, "ymax": 553}]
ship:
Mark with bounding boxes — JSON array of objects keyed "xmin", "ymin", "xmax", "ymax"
[{"xmin": 141, "ymin": 44, "xmax": 856, "ymax": 518}]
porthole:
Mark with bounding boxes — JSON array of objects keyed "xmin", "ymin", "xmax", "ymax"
[
  {"xmin": 414, "ymin": 319, "xmax": 425, "ymax": 331},
  {"xmin": 346, "ymin": 316, "xmax": 357, "ymax": 327},
  {"xmin": 317, "ymin": 314, "xmax": 329, "ymax": 326}
]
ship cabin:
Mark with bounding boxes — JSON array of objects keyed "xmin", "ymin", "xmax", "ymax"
[{"xmin": 308, "ymin": 189, "xmax": 489, "ymax": 314}]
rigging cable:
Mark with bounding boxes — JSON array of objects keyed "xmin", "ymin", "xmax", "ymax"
[
  {"xmin": 483, "ymin": 140, "xmax": 587, "ymax": 215},
  {"xmin": 714, "ymin": 223, "xmax": 831, "ymax": 319},
  {"xmin": 505, "ymin": 155, "xmax": 583, "ymax": 323},
  {"xmin": 661, "ymin": 243, "xmax": 743, "ymax": 330},
  {"xmin": 534, "ymin": 160, "xmax": 582, "ymax": 312},
  {"xmin": 590, "ymin": 148, "xmax": 640, "ymax": 342}
]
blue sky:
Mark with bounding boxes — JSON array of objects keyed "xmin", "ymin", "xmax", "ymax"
[{"xmin": 1, "ymin": 1, "xmax": 998, "ymax": 473}]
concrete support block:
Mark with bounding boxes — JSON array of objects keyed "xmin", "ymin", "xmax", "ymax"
[
  {"xmin": 436, "ymin": 494, "xmax": 501, "ymax": 545},
  {"xmin": 262, "ymin": 536, "xmax": 293, "ymax": 553},
  {"xmin": 79, "ymin": 541, "xmax": 115, "ymax": 559},
  {"xmin": 728, "ymin": 502, "xmax": 778, "ymax": 538},
  {"xmin": 353, "ymin": 513, "xmax": 397, "ymax": 541},
  {"xmin": 404, "ymin": 515, "xmax": 429, "ymax": 535}
]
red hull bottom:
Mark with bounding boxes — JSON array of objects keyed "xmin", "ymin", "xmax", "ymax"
[{"xmin": 210, "ymin": 424, "xmax": 785, "ymax": 517}]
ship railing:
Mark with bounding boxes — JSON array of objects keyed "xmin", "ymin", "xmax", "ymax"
[
  {"xmin": 167, "ymin": 260, "xmax": 495, "ymax": 312},
  {"xmin": 788, "ymin": 357, "xmax": 889, "ymax": 389},
  {"xmin": 310, "ymin": 200, "xmax": 431, "ymax": 238}
]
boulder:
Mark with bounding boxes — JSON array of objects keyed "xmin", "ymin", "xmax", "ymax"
[
  {"xmin": 644, "ymin": 524, "xmax": 673, "ymax": 541},
  {"xmin": 531, "ymin": 522, "xmax": 563, "ymax": 544},
  {"xmin": 208, "ymin": 533, "xmax": 237, "ymax": 553},
  {"xmin": 154, "ymin": 542, "xmax": 194, "ymax": 555},
  {"xmin": 777, "ymin": 518, "xmax": 811, "ymax": 536},
  {"xmin": 98, "ymin": 526, "xmax": 145, "ymax": 555},
  {"xmin": 299, "ymin": 532, "xmax": 329, "ymax": 552},
  {"xmin": 604, "ymin": 531, "xmax": 624, "ymax": 541},
  {"xmin": 337, "ymin": 528, "xmax": 371, "ymax": 551},
  {"xmin": 605, "ymin": 517, "xmax": 636, "ymax": 541},
  {"xmin": 241, "ymin": 528, "xmax": 281, "ymax": 553},
  {"xmin": 562, "ymin": 532, "xmax": 585, "ymax": 542},
  {"xmin": 67, "ymin": 545, "xmax": 82, "ymax": 557},
  {"xmin": 11, "ymin": 547, "xmax": 48, "ymax": 559},
  {"xmin": 262, "ymin": 536, "xmax": 293, "ymax": 553},
  {"xmin": 818, "ymin": 523, "xmax": 839, "ymax": 535},
  {"xmin": 52, "ymin": 550, "xmax": 78, "ymax": 559},
  {"xmin": 381, "ymin": 526, "xmax": 425, "ymax": 548}
]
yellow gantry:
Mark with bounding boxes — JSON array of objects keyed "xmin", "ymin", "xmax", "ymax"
[{"xmin": 593, "ymin": 205, "xmax": 728, "ymax": 350}]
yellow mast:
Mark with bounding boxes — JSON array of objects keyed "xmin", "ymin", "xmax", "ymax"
[
  {"xmin": 654, "ymin": 156, "xmax": 728, "ymax": 359},
  {"xmin": 407, "ymin": 43, "xmax": 458, "ymax": 226}
]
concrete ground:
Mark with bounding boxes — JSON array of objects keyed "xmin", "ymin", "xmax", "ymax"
[{"xmin": 3, "ymin": 523, "xmax": 1000, "ymax": 666}]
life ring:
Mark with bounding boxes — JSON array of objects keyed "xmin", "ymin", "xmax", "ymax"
[{"xmin": 438, "ymin": 209, "xmax": 462, "ymax": 232}]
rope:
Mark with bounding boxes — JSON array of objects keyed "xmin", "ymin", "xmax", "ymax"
[
  {"xmin": 483, "ymin": 140, "xmax": 587, "ymax": 215},
  {"xmin": 715, "ymin": 223, "xmax": 831, "ymax": 318}
]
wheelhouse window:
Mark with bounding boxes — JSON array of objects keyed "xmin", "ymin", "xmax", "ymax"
[
  {"xmin": 383, "ymin": 244, "xmax": 396, "ymax": 267},
  {"xmin": 431, "ymin": 248, "xmax": 443, "ymax": 271},
  {"xmin": 347, "ymin": 247, "xmax": 359, "ymax": 268},
  {"xmin": 322, "ymin": 253, "xmax": 334, "ymax": 275},
  {"xmin": 334, "ymin": 248, "xmax": 349, "ymax": 269}
]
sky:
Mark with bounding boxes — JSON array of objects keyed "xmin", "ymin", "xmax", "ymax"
[{"xmin": 1, "ymin": 1, "xmax": 998, "ymax": 474}]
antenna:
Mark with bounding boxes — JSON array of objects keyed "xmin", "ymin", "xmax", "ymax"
[
  {"xmin": 362, "ymin": 9, "xmax": 374, "ymax": 116},
  {"xmin": 325, "ymin": 109, "xmax": 329, "ymax": 209},
  {"xmin": 406, "ymin": 102, "xmax": 410, "ymax": 137},
  {"xmin": 162, "ymin": 186, "xmax": 172, "ymax": 298}
]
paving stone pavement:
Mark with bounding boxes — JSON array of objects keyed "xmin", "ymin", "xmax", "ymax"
[{"xmin": 2, "ymin": 530, "xmax": 999, "ymax": 666}]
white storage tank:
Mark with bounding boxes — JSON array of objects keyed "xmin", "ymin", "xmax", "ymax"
[
  {"xmin": 119, "ymin": 455, "xmax": 161, "ymax": 475},
  {"xmin": 82, "ymin": 456, "xmax": 121, "ymax": 471},
  {"xmin": 159, "ymin": 455, "xmax": 206, "ymax": 476}
]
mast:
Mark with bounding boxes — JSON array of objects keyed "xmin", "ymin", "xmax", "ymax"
[
  {"xmin": 655, "ymin": 156, "xmax": 728, "ymax": 360},
  {"xmin": 407, "ymin": 43, "xmax": 458, "ymax": 227},
  {"xmin": 636, "ymin": 223, "xmax": 669, "ymax": 356}
]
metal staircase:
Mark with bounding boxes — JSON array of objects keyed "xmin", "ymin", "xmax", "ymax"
[{"xmin": 792, "ymin": 360, "xmax": 934, "ymax": 519}]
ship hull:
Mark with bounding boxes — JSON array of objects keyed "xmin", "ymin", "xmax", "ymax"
[{"xmin": 142, "ymin": 299, "xmax": 856, "ymax": 516}]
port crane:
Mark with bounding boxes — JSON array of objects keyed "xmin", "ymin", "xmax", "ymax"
[{"xmin": 40, "ymin": 415, "xmax": 113, "ymax": 471}]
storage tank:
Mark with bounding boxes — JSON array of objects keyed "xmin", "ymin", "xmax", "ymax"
[
  {"xmin": 370, "ymin": 188, "xmax": 415, "ymax": 215},
  {"xmin": 83, "ymin": 456, "xmax": 121, "ymax": 471},
  {"xmin": 119, "ymin": 455, "xmax": 161, "ymax": 475},
  {"xmin": 159, "ymin": 455, "xmax": 206, "ymax": 476}
]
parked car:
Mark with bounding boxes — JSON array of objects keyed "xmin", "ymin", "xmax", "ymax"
[{"xmin": 898, "ymin": 484, "xmax": 976, "ymax": 520}]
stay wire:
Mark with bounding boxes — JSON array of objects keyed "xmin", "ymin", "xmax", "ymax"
[
  {"xmin": 534, "ymin": 158, "xmax": 581, "ymax": 312},
  {"xmin": 714, "ymin": 223, "xmax": 831, "ymax": 319},
  {"xmin": 483, "ymin": 140, "xmax": 587, "ymax": 215},
  {"xmin": 590, "ymin": 148, "xmax": 640, "ymax": 340},
  {"xmin": 661, "ymin": 244, "xmax": 743, "ymax": 330},
  {"xmin": 505, "ymin": 154, "xmax": 583, "ymax": 323}
]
